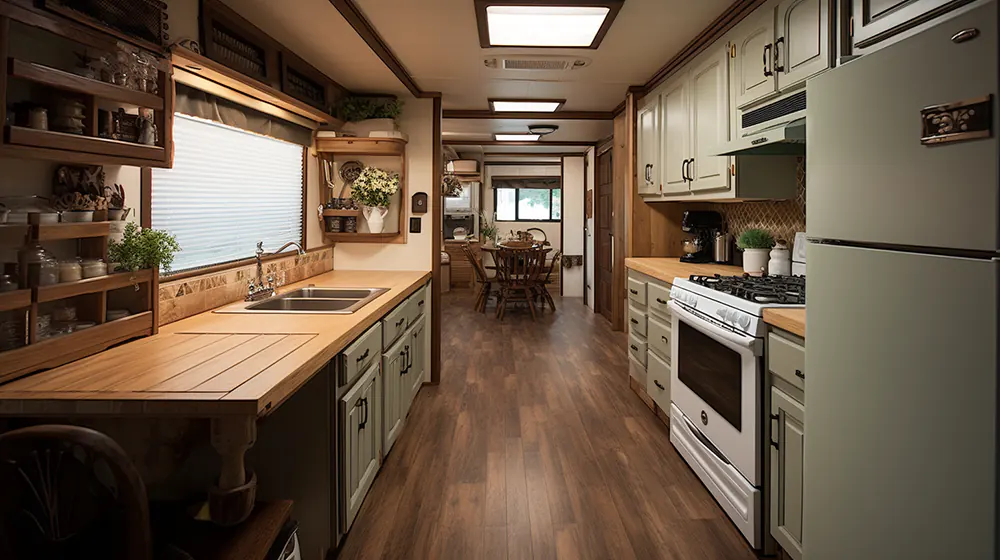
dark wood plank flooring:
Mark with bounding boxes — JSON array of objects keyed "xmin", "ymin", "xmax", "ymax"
[{"xmin": 337, "ymin": 291, "xmax": 759, "ymax": 559}]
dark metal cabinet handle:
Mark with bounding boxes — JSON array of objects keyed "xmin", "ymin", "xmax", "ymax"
[
  {"xmin": 680, "ymin": 159, "xmax": 689, "ymax": 182},
  {"xmin": 795, "ymin": 369, "xmax": 805, "ymax": 379},
  {"xmin": 661, "ymin": 336, "xmax": 669, "ymax": 344},
  {"xmin": 656, "ymin": 298, "xmax": 667, "ymax": 305},
  {"xmin": 629, "ymin": 288, "xmax": 638, "ymax": 295},
  {"xmin": 356, "ymin": 348, "xmax": 369, "ymax": 363},
  {"xmin": 770, "ymin": 438, "xmax": 779, "ymax": 450},
  {"xmin": 763, "ymin": 43, "xmax": 774, "ymax": 77},
  {"xmin": 396, "ymin": 317, "xmax": 406, "ymax": 328},
  {"xmin": 687, "ymin": 159, "xmax": 695, "ymax": 181},
  {"xmin": 770, "ymin": 413, "xmax": 779, "ymax": 421},
  {"xmin": 407, "ymin": 344, "xmax": 414, "ymax": 370},
  {"xmin": 774, "ymin": 37, "xmax": 785, "ymax": 72},
  {"xmin": 654, "ymin": 380, "xmax": 665, "ymax": 390},
  {"xmin": 630, "ymin": 344, "xmax": 639, "ymax": 351},
  {"xmin": 418, "ymin": 300, "xmax": 425, "ymax": 307},
  {"xmin": 630, "ymin": 318, "xmax": 638, "ymax": 324}
]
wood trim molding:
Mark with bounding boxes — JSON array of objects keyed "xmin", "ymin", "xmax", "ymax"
[
  {"xmin": 431, "ymin": 96, "xmax": 443, "ymax": 384},
  {"xmin": 444, "ymin": 140, "xmax": 596, "ymax": 147},
  {"xmin": 444, "ymin": 109, "xmax": 614, "ymax": 120},
  {"xmin": 140, "ymin": 167, "xmax": 152, "ymax": 229}
]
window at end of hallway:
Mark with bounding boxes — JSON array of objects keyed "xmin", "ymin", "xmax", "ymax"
[{"xmin": 495, "ymin": 187, "xmax": 561, "ymax": 222}]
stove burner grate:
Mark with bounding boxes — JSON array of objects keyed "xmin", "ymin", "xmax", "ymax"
[{"xmin": 688, "ymin": 273, "xmax": 806, "ymax": 305}]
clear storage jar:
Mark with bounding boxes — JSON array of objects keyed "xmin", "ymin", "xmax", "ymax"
[
  {"xmin": 80, "ymin": 258, "xmax": 107, "ymax": 279},
  {"xmin": 59, "ymin": 258, "xmax": 83, "ymax": 282}
]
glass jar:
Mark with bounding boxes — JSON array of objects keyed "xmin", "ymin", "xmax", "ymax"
[
  {"xmin": 59, "ymin": 258, "xmax": 83, "ymax": 283},
  {"xmin": 19, "ymin": 243, "xmax": 52, "ymax": 287},
  {"xmin": 53, "ymin": 305, "xmax": 77, "ymax": 323},
  {"xmin": 38, "ymin": 258, "xmax": 59, "ymax": 286},
  {"xmin": 0, "ymin": 274, "xmax": 17, "ymax": 292},
  {"xmin": 81, "ymin": 258, "xmax": 107, "ymax": 279}
]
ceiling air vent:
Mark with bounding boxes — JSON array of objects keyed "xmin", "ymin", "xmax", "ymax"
[{"xmin": 484, "ymin": 56, "xmax": 590, "ymax": 71}]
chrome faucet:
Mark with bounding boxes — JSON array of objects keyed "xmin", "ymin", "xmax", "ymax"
[{"xmin": 246, "ymin": 240, "xmax": 306, "ymax": 302}]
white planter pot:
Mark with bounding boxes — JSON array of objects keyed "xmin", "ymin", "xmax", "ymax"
[
  {"xmin": 341, "ymin": 118, "xmax": 396, "ymax": 137},
  {"xmin": 742, "ymin": 249, "xmax": 770, "ymax": 276},
  {"xmin": 363, "ymin": 206, "xmax": 389, "ymax": 234}
]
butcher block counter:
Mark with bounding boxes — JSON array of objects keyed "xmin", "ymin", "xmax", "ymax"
[
  {"xmin": 0, "ymin": 269, "xmax": 431, "ymax": 418},
  {"xmin": 763, "ymin": 308, "xmax": 806, "ymax": 338},
  {"xmin": 625, "ymin": 257, "xmax": 744, "ymax": 284}
]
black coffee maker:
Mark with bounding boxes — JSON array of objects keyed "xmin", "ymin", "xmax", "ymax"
[{"xmin": 680, "ymin": 210, "xmax": 723, "ymax": 263}]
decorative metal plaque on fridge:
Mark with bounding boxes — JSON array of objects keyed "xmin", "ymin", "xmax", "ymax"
[{"xmin": 921, "ymin": 95, "xmax": 993, "ymax": 145}]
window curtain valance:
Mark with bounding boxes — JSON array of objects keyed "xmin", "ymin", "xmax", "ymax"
[
  {"xmin": 491, "ymin": 177, "xmax": 561, "ymax": 190},
  {"xmin": 174, "ymin": 83, "xmax": 313, "ymax": 147}
]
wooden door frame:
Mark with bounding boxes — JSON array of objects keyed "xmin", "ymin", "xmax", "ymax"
[{"xmin": 582, "ymin": 152, "xmax": 589, "ymax": 307}]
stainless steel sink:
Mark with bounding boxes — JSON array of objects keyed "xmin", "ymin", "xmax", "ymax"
[{"xmin": 216, "ymin": 286, "xmax": 389, "ymax": 314}]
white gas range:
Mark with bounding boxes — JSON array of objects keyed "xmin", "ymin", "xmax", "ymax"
[{"xmin": 666, "ymin": 274, "xmax": 805, "ymax": 548}]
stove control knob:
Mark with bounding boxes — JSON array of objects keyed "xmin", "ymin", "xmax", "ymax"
[
  {"xmin": 737, "ymin": 314, "xmax": 752, "ymax": 329},
  {"xmin": 716, "ymin": 308, "xmax": 729, "ymax": 322}
]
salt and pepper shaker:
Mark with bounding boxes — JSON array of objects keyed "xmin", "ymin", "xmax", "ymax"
[{"xmin": 768, "ymin": 239, "xmax": 791, "ymax": 276}]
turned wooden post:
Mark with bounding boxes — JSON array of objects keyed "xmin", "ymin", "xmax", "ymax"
[{"xmin": 209, "ymin": 415, "xmax": 258, "ymax": 525}]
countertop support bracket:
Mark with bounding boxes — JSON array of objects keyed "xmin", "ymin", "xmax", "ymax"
[{"xmin": 209, "ymin": 415, "xmax": 258, "ymax": 525}]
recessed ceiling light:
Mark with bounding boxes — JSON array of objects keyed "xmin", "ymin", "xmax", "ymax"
[
  {"xmin": 475, "ymin": 1, "xmax": 624, "ymax": 49},
  {"xmin": 495, "ymin": 134, "xmax": 540, "ymax": 141},
  {"xmin": 490, "ymin": 99, "xmax": 565, "ymax": 112}
]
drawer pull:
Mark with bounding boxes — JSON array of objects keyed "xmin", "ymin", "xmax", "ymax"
[
  {"xmin": 656, "ymin": 298, "xmax": 667, "ymax": 305},
  {"xmin": 356, "ymin": 349, "xmax": 370, "ymax": 363},
  {"xmin": 770, "ymin": 438, "xmax": 779, "ymax": 450},
  {"xmin": 418, "ymin": 300, "xmax": 425, "ymax": 306},
  {"xmin": 629, "ymin": 288, "xmax": 638, "ymax": 295},
  {"xmin": 396, "ymin": 317, "xmax": 406, "ymax": 328},
  {"xmin": 795, "ymin": 369, "xmax": 805, "ymax": 379},
  {"xmin": 630, "ymin": 344, "xmax": 639, "ymax": 351},
  {"xmin": 661, "ymin": 336, "xmax": 668, "ymax": 344},
  {"xmin": 770, "ymin": 413, "xmax": 779, "ymax": 421},
  {"xmin": 653, "ymin": 379, "xmax": 665, "ymax": 390},
  {"xmin": 630, "ymin": 318, "xmax": 638, "ymax": 324}
]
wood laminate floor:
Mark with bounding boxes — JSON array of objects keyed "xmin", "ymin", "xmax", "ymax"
[{"xmin": 337, "ymin": 291, "xmax": 760, "ymax": 560}]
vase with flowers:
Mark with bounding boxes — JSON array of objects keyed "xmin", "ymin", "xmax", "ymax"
[{"xmin": 351, "ymin": 166, "xmax": 400, "ymax": 234}]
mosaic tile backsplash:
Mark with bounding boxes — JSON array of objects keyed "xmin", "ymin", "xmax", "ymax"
[
  {"xmin": 158, "ymin": 248, "xmax": 334, "ymax": 326},
  {"xmin": 708, "ymin": 157, "xmax": 806, "ymax": 244}
]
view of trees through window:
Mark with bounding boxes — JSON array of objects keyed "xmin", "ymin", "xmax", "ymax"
[{"xmin": 495, "ymin": 187, "xmax": 561, "ymax": 222}]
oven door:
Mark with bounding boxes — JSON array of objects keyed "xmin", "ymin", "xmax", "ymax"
[{"xmin": 669, "ymin": 300, "xmax": 762, "ymax": 485}]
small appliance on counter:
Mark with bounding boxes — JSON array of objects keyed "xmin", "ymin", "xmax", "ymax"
[
  {"xmin": 713, "ymin": 232, "xmax": 732, "ymax": 264},
  {"xmin": 680, "ymin": 210, "xmax": 723, "ymax": 263}
]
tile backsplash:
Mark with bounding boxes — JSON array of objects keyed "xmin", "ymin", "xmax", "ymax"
[
  {"xmin": 708, "ymin": 157, "xmax": 806, "ymax": 243},
  {"xmin": 158, "ymin": 248, "xmax": 334, "ymax": 326}
]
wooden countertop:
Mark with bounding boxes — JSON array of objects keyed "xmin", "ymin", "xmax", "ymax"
[
  {"xmin": 0, "ymin": 269, "xmax": 430, "ymax": 418},
  {"xmin": 763, "ymin": 308, "xmax": 806, "ymax": 338},
  {"xmin": 625, "ymin": 257, "xmax": 744, "ymax": 284}
]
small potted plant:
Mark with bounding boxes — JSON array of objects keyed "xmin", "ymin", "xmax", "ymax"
[
  {"xmin": 338, "ymin": 96, "xmax": 403, "ymax": 137},
  {"xmin": 479, "ymin": 212, "xmax": 498, "ymax": 247},
  {"xmin": 737, "ymin": 228, "xmax": 775, "ymax": 275},
  {"xmin": 350, "ymin": 166, "xmax": 400, "ymax": 234},
  {"xmin": 105, "ymin": 184, "xmax": 130, "ymax": 220},
  {"xmin": 109, "ymin": 222, "xmax": 180, "ymax": 285}
]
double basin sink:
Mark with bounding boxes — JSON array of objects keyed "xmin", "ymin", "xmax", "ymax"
[{"xmin": 219, "ymin": 287, "xmax": 389, "ymax": 314}]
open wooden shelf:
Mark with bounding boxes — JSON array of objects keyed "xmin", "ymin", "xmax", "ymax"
[
  {"xmin": 323, "ymin": 232, "xmax": 403, "ymax": 243},
  {"xmin": 6, "ymin": 125, "xmax": 166, "ymax": 163},
  {"xmin": 33, "ymin": 221, "xmax": 111, "ymax": 241},
  {"xmin": 0, "ymin": 312, "xmax": 153, "ymax": 384},
  {"xmin": 0, "ymin": 290, "xmax": 31, "ymax": 313},
  {"xmin": 8, "ymin": 58, "xmax": 165, "ymax": 109},
  {"xmin": 152, "ymin": 500, "xmax": 293, "ymax": 560},
  {"xmin": 35, "ymin": 269, "xmax": 152, "ymax": 304},
  {"xmin": 322, "ymin": 209, "xmax": 361, "ymax": 217},
  {"xmin": 314, "ymin": 136, "xmax": 407, "ymax": 156}
]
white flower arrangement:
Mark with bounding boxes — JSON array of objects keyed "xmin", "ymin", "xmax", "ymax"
[{"xmin": 351, "ymin": 166, "xmax": 400, "ymax": 208}]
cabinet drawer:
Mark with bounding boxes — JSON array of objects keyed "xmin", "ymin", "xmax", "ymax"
[
  {"xmin": 629, "ymin": 354, "xmax": 647, "ymax": 386},
  {"xmin": 768, "ymin": 331, "xmax": 805, "ymax": 391},
  {"xmin": 628, "ymin": 305, "xmax": 647, "ymax": 338},
  {"xmin": 406, "ymin": 284, "xmax": 428, "ymax": 326},
  {"xmin": 646, "ymin": 350, "xmax": 671, "ymax": 413},
  {"xmin": 648, "ymin": 282, "xmax": 671, "ymax": 320},
  {"xmin": 627, "ymin": 277, "xmax": 647, "ymax": 306},
  {"xmin": 382, "ymin": 303, "xmax": 409, "ymax": 350},
  {"xmin": 339, "ymin": 323, "xmax": 382, "ymax": 387},
  {"xmin": 628, "ymin": 334, "xmax": 647, "ymax": 368},
  {"xmin": 647, "ymin": 314, "xmax": 671, "ymax": 363}
]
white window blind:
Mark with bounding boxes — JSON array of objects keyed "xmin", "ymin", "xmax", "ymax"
[{"xmin": 152, "ymin": 114, "xmax": 304, "ymax": 273}]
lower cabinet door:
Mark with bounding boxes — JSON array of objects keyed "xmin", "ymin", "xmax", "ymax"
[
  {"xmin": 646, "ymin": 350, "xmax": 671, "ymax": 413},
  {"xmin": 382, "ymin": 338, "xmax": 406, "ymax": 456},
  {"xmin": 770, "ymin": 387, "xmax": 805, "ymax": 559},
  {"xmin": 340, "ymin": 362, "xmax": 382, "ymax": 533},
  {"xmin": 406, "ymin": 316, "xmax": 427, "ymax": 414}
]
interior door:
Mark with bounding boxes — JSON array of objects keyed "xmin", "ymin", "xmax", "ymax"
[
  {"xmin": 770, "ymin": 387, "xmax": 804, "ymax": 560},
  {"xmin": 735, "ymin": 7, "xmax": 777, "ymax": 108},
  {"xmin": 382, "ymin": 339, "xmax": 405, "ymax": 455},
  {"xmin": 637, "ymin": 100, "xmax": 660, "ymax": 195},
  {"xmin": 660, "ymin": 76, "xmax": 690, "ymax": 194},
  {"xmin": 596, "ymin": 149, "xmax": 614, "ymax": 323},
  {"xmin": 689, "ymin": 44, "xmax": 731, "ymax": 192},
  {"xmin": 775, "ymin": 0, "xmax": 830, "ymax": 90}
]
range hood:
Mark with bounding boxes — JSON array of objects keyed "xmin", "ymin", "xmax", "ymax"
[{"xmin": 715, "ymin": 118, "xmax": 805, "ymax": 156}]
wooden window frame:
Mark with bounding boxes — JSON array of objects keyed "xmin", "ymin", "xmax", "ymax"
[
  {"xmin": 474, "ymin": 0, "xmax": 625, "ymax": 49},
  {"xmin": 493, "ymin": 180, "xmax": 563, "ymax": 223}
]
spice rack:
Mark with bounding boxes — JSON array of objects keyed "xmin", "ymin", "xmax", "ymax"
[
  {"xmin": 0, "ymin": 215, "xmax": 157, "ymax": 385},
  {"xmin": 315, "ymin": 137, "xmax": 407, "ymax": 244}
]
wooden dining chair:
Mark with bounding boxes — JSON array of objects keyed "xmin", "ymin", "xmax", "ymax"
[
  {"xmin": 462, "ymin": 244, "xmax": 494, "ymax": 313},
  {"xmin": 536, "ymin": 249, "xmax": 562, "ymax": 312},
  {"xmin": 494, "ymin": 247, "xmax": 548, "ymax": 321},
  {"xmin": 0, "ymin": 424, "xmax": 153, "ymax": 560}
]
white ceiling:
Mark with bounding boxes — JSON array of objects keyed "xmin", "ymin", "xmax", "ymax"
[{"xmin": 443, "ymin": 118, "xmax": 612, "ymax": 143}]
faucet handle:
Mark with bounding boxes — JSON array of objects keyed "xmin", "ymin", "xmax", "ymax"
[
  {"xmin": 256, "ymin": 241, "xmax": 264, "ymax": 256},
  {"xmin": 266, "ymin": 274, "xmax": 274, "ymax": 287}
]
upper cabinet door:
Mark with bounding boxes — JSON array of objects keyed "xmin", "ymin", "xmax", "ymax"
[
  {"xmin": 734, "ymin": 8, "xmax": 777, "ymax": 108},
  {"xmin": 660, "ymin": 77, "xmax": 690, "ymax": 195},
  {"xmin": 775, "ymin": 0, "xmax": 830, "ymax": 90},
  {"xmin": 852, "ymin": 0, "xmax": 959, "ymax": 51},
  {"xmin": 637, "ymin": 100, "xmax": 660, "ymax": 195},
  {"xmin": 689, "ymin": 45, "xmax": 731, "ymax": 193}
]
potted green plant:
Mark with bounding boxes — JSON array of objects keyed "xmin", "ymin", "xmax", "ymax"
[
  {"xmin": 338, "ymin": 96, "xmax": 403, "ymax": 137},
  {"xmin": 109, "ymin": 222, "xmax": 180, "ymax": 283},
  {"xmin": 479, "ymin": 212, "xmax": 498, "ymax": 246},
  {"xmin": 737, "ymin": 228, "xmax": 775, "ymax": 275},
  {"xmin": 350, "ymin": 166, "xmax": 400, "ymax": 234}
]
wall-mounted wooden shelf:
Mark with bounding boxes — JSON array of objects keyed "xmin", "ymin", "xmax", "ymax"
[
  {"xmin": 0, "ymin": 290, "xmax": 31, "ymax": 313},
  {"xmin": 322, "ymin": 209, "xmax": 361, "ymax": 217},
  {"xmin": 314, "ymin": 137, "xmax": 406, "ymax": 156},
  {"xmin": 6, "ymin": 126, "xmax": 167, "ymax": 166},
  {"xmin": 33, "ymin": 221, "xmax": 111, "ymax": 241},
  {"xmin": 35, "ymin": 269, "xmax": 152, "ymax": 304},
  {"xmin": 8, "ymin": 58, "xmax": 164, "ymax": 109},
  {"xmin": 322, "ymin": 232, "xmax": 403, "ymax": 243}
]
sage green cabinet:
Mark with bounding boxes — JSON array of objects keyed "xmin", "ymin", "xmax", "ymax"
[
  {"xmin": 638, "ymin": 99, "xmax": 660, "ymax": 195},
  {"xmin": 850, "ymin": 0, "xmax": 963, "ymax": 51},
  {"xmin": 340, "ymin": 361, "xmax": 382, "ymax": 533},
  {"xmin": 405, "ymin": 315, "xmax": 427, "ymax": 415},
  {"xmin": 770, "ymin": 386, "xmax": 804, "ymax": 560},
  {"xmin": 382, "ymin": 336, "xmax": 407, "ymax": 456}
]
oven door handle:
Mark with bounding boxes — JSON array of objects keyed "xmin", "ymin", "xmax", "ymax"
[{"xmin": 668, "ymin": 300, "xmax": 757, "ymax": 351}]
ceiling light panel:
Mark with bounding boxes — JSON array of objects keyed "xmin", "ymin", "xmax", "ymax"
[
  {"xmin": 491, "ymin": 101, "xmax": 563, "ymax": 112},
  {"xmin": 495, "ymin": 134, "xmax": 541, "ymax": 141},
  {"xmin": 486, "ymin": 6, "xmax": 610, "ymax": 47}
]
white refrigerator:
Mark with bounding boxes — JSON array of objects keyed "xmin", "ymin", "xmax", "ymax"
[{"xmin": 804, "ymin": 2, "xmax": 998, "ymax": 559}]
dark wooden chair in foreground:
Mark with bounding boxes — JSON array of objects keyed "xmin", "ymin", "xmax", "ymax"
[
  {"xmin": 463, "ymin": 243, "xmax": 495, "ymax": 313},
  {"xmin": 536, "ymin": 249, "xmax": 562, "ymax": 312},
  {"xmin": 494, "ymin": 247, "xmax": 549, "ymax": 321},
  {"xmin": 0, "ymin": 424, "xmax": 153, "ymax": 560}
]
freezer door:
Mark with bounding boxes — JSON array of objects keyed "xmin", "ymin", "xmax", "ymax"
[
  {"xmin": 806, "ymin": 2, "xmax": 998, "ymax": 252},
  {"xmin": 804, "ymin": 243, "xmax": 997, "ymax": 559}
]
